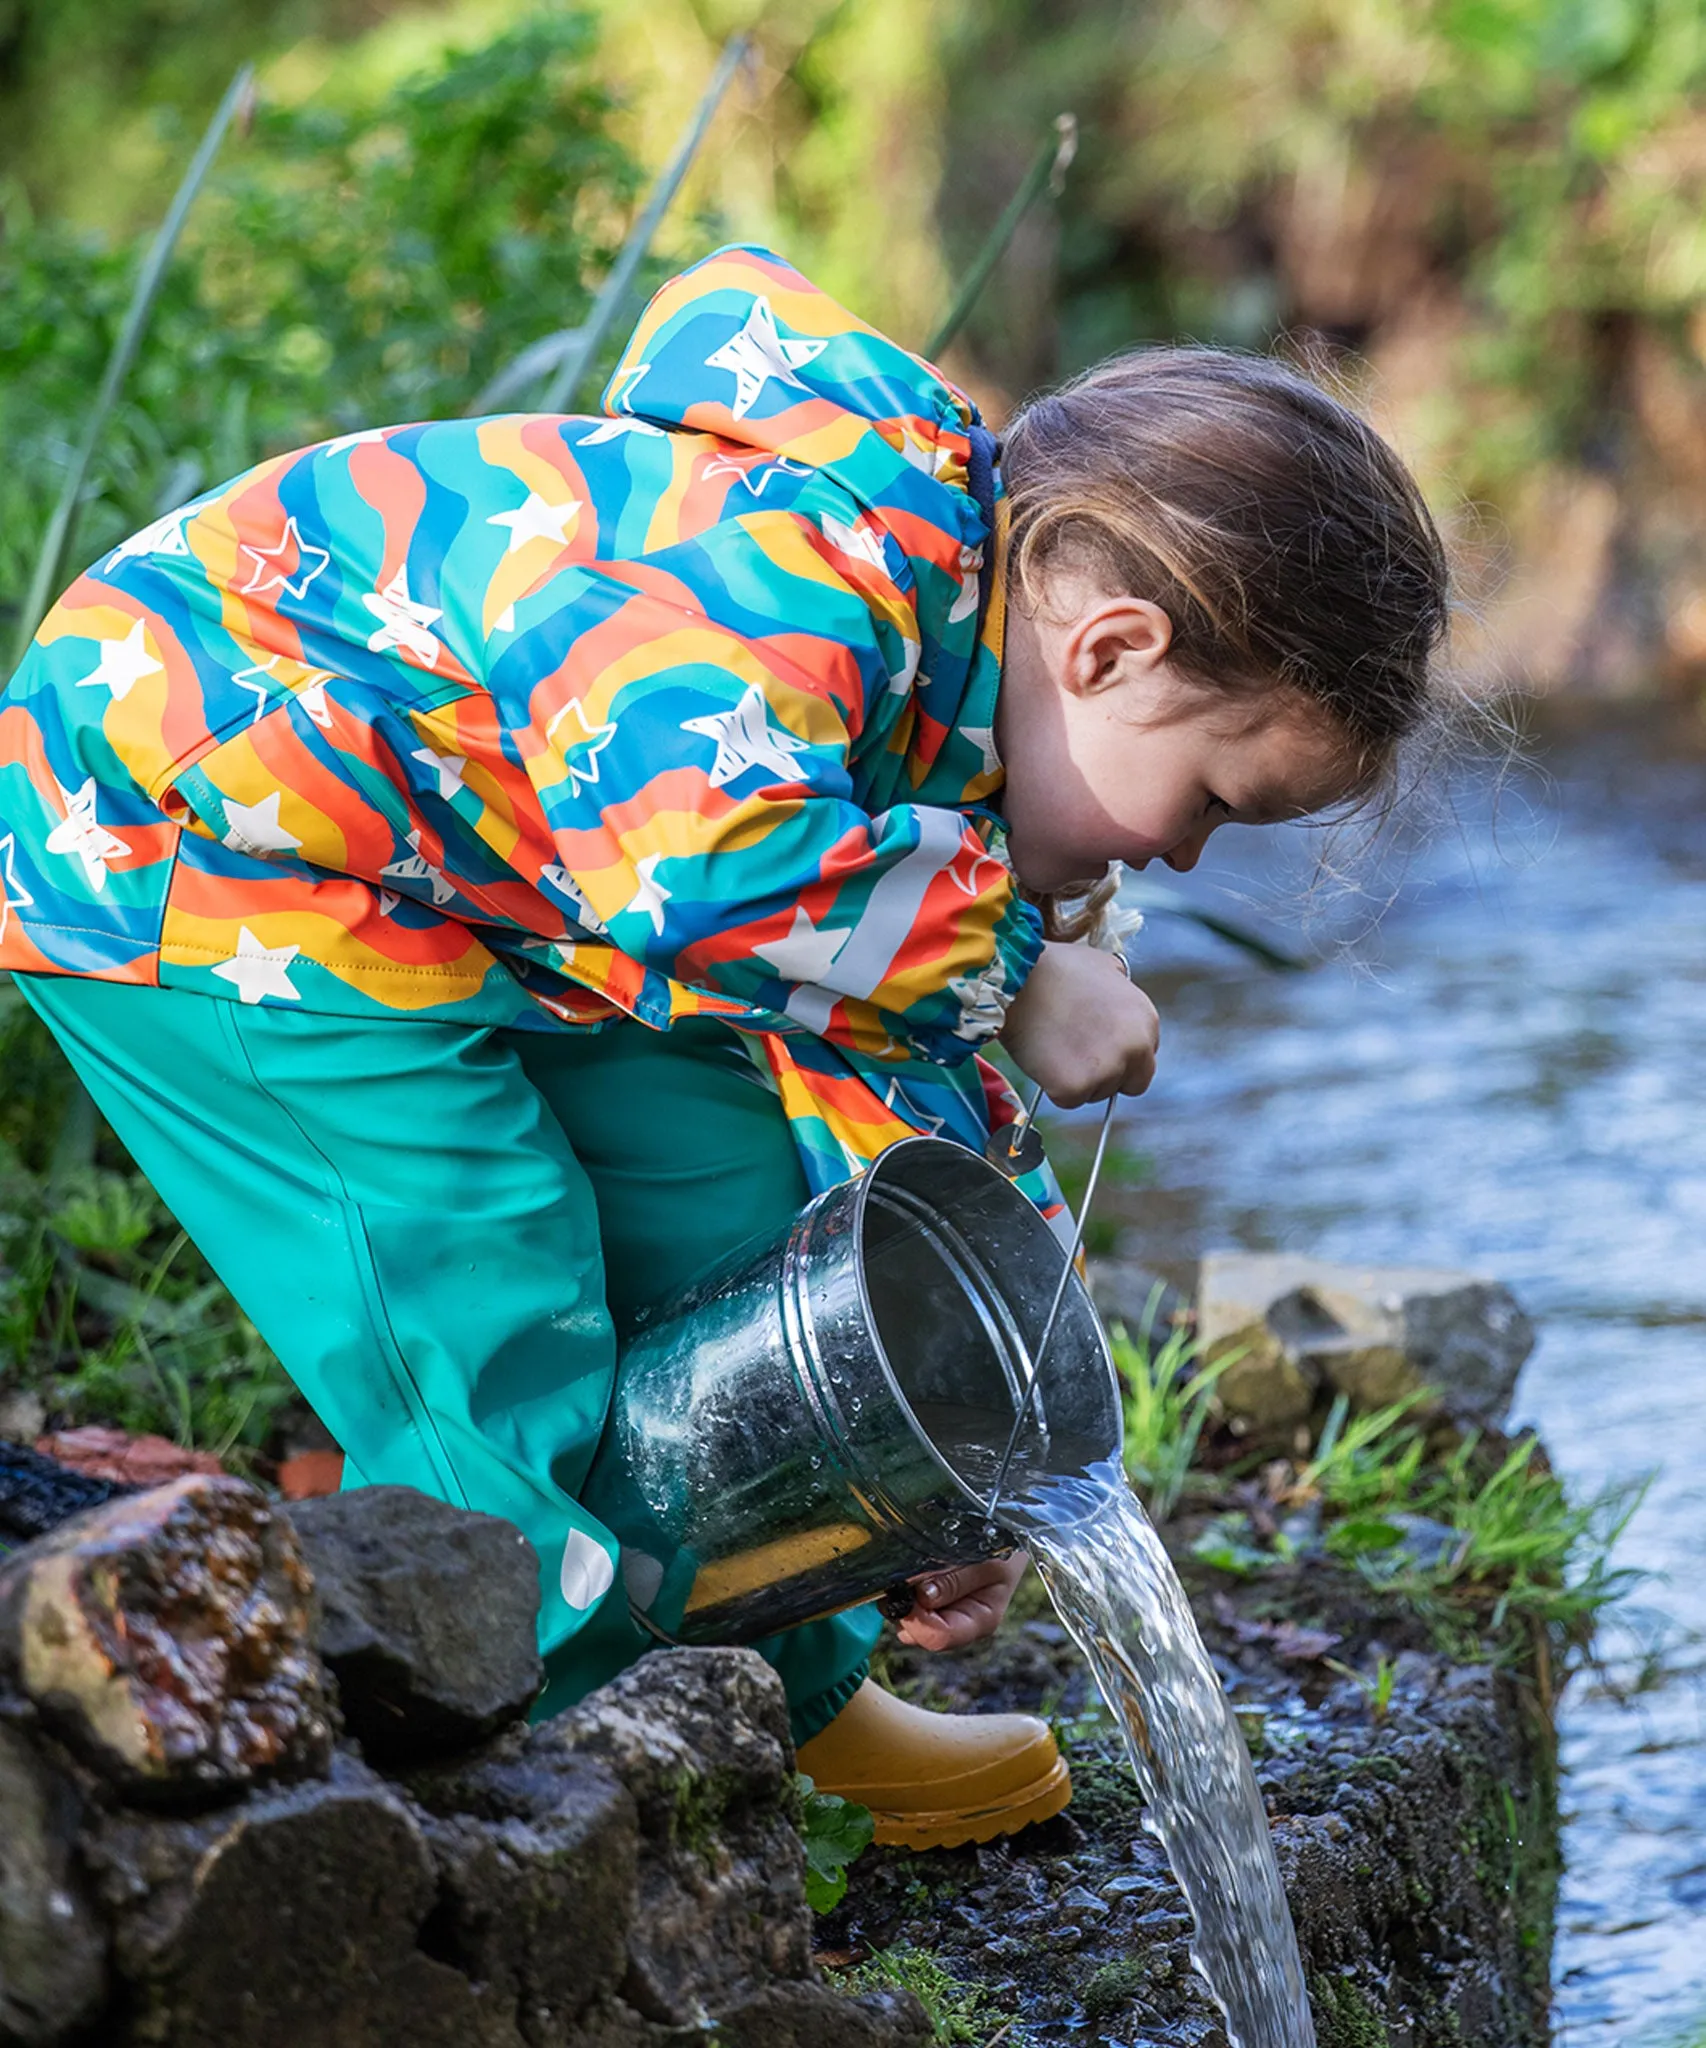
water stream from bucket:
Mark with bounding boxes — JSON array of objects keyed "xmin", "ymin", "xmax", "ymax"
[
  {"xmin": 1022, "ymin": 1465, "xmax": 1315, "ymax": 2048},
  {"xmin": 919, "ymin": 1410, "xmax": 1315, "ymax": 2047}
]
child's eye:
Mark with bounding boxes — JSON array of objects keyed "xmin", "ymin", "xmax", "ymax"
[{"xmin": 1204, "ymin": 793, "xmax": 1235, "ymax": 818}]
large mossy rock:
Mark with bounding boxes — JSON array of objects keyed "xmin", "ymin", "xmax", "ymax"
[{"xmin": 0, "ymin": 1473, "xmax": 928, "ymax": 2048}]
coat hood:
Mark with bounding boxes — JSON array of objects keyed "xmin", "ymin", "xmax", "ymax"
[{"xmin": 603, "ymin": 246, "xmax": 1002, "ymax": 792}]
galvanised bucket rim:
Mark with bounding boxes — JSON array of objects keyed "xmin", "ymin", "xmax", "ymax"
[{"xmin": 837, "ymin": 1132, "xmax": 1118, "ymax": 1516}]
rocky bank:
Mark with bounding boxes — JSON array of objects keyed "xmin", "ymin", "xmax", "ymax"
[{"xmin": 0, "ymin": 1310, "xmax": 1559, "ymax": 2048}]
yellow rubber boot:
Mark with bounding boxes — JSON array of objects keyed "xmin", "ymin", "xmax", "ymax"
[{"xmin": 796, "ymin": 1679, "xmax": 1071, "ymax": 1850}]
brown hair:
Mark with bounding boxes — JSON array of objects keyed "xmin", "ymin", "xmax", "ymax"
[{"xmin": 1001, "ymin": 346, "xmax": 1451, "ymax": 774}]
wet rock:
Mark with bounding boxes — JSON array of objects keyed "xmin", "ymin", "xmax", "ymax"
[
  {"xmin": 406, "ymin": 1729, "xmax": 639, "ymax": 2035},
  {"xmin": 542, "ymin": 1648, "xmax": 814, "ymax": 2027},
  {"xmin": 86, "ymin": 1746, "xmax": 523, "ymax": 2048},
  {"xmin": 287, "ymin": 1486, "xmax": 542, "ymax": 1763},
  {"xmin": 0, "ymin": 1719, "xmax": 108, "ymax": 2044},
  {"xmin": 1197, "ymin": 1251, "xmax": 1535, "ymax": 1429},
  {"xmin": 0, "ymin": 1475, "xmax": 330, "ymax": 1801}
]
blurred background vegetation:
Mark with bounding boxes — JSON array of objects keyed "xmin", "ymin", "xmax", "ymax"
[
  {"xmin": 11, "ymin": 0, "xmax": 1706, "ymax": 687},
  {"xmin": 5, "ymin": 0, "xmax": 1706, "ymax": 1457}
]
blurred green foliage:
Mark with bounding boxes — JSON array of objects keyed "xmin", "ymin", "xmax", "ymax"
[
  {"xmin": 0, "ymin": 6, "xmax": 649, "ymax": 1447},
  {"xmin": 942, "ymin": 0, "xmax": 1706, "ymax": 496},
  {"xmin": 0, "ymin": 7, "xmax": 640, "ymax": 641},
  {"xmin": 0, "ymin": 983, "xmax": 297, "ymax": 1462}
]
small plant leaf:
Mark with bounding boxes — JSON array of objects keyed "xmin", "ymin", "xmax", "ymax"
[{"xmin": 795, "ymin": 1773, "xmax": 874, "ymax": 1914}]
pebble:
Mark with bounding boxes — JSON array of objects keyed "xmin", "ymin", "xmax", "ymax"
[{"xmin": 1055, "ymin": 1883, "xmax": 1110, "ymax": 1920}]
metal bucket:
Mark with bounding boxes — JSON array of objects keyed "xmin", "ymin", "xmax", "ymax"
[{"xmin": 580, "ymin": 1134, "xmax": 1121, "ymax": 1644}]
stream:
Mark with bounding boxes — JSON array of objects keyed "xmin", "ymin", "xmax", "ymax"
[{"xmin": 1098, "ymin": 706, "xmax": 1706, "ymax": 2046}]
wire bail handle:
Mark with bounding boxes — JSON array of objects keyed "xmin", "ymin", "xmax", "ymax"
[{"xmin": 982, "ymin": 945, "xmax": 1130, "ymax": 1525}]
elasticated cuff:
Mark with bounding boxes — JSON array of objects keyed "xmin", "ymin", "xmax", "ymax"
[{"xmin": 789, "ymin": 1659, "xmax": 872, "ymax": 1750}]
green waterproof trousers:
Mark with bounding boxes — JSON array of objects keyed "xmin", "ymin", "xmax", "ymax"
[{"xmin": 14, "ymin": 973, "xmax": 881, "ymax": 1741}]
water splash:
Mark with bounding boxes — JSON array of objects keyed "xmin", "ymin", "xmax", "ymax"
[{"xmin": 1014, "ymin": 1460, "xmax": 1315, "ymax": 2048}]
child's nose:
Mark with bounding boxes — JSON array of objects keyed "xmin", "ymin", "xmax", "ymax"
[{"xmin": 1163, "ymin": 836, "xmax": 1206, "ymax": 873}]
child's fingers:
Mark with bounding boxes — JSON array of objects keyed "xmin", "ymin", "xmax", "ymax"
[
  {"xmin": 909, "ymin": 1562, "xmax": 1003, "ymax": 1611},
  {"xmin": 918, "ymin": 1553, "xmax": 1027, "ymax": 1603},
  {"xmin": 893, "ymin": 1553, "xmax": 1028, "ymax": 1648},
  {"xmin": 895, "ymin": 1593, "xmax": 1005, "ymax": 1650}
]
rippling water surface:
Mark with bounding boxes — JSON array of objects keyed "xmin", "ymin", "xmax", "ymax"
[{"xmin": 1098, "ymin": 711, "xmax": 1706, "ymax": 2045}]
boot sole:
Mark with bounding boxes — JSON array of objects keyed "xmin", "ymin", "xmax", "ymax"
[{"xmin": 865, "ymin": 1753, "xmax": 1072, "ymax": 1851}]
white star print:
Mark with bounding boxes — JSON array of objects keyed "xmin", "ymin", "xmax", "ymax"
[
  {"xmin": 754, "ymin": 907, "xmax": 848, "ymax": 985},
  {"xmin": 232, "ymin": 657, "xmax": 278, "ymax": 725},
  {"xmin": 492, "ymin": 603, "xmax": 517, "ymax": 635},
  {"xmin": 211, "ymin": 927, "xmax": 301, "ymax": 1005},
  {"xmin": 887, "ymin": 637, "xmax": 922, "ymax": 697},
  {"xmin": 607, "ymin": 362, "xmax": 654, "ymax": 415},
  {"xmin": 948, "ymin": 544, "xmax": 983, "ymax": 626},
  {"xmin": 701, "ymin": 452, "xmax": 811, "ymax": 497},
  {"xmin": 0, "ymin": 832, "xmax": 36, "ymax": 941},
  {"xmin": 380, "ymin": 829, "xmax": 455, "ymax": 906},
  {"xmin": 102, "ymin": 506, "xmax": 195, "ymax": 572},
  {"xmin": 544, "ymin": 698, "xmax": 617, "ymax": 798},
  {"xmin": 947, "ymin": 839, "xmax": 1006, "ymax": 897},
  {"xmin": 704, "ymin": 297, "xmax": 827, "ymax": 420},
  {"xmin": 73, "ymin": 619, "xmax": 162, "ymax": 702},
  {"xmin": 486, "ymin": 492, "xmax": 581, "ymax": 555},
  {"xmin": 238, "ymin": 516, "xmax": 330, "ymax": 601},
  {"xmin": 539, "ymin": 863, "xmax": 607, "ymax": 934},
  {"xmin": 43, "ymin": 779, "xmax": 130, "ymax": 890},
  {"xmin": 681, "ymin": 686, "xmax": 814, "ymax": 790},
  {"xmin": 959, "ymin": 725, "xmax": 1002, "ymax": 778},
  {"xmin": 819, "ymin": 513, "xmax": 889, "ymax": 572},
  {"xmin": 321, "ymin": 428, "xmax": 386, "ymax": 455},
  {"xmin": 579, "ymin": 416, "xmax": 665, "ymax": 444},
  {"xmin": 363, "ymin": 568, "xmax": 444, "ymax": 667},
  {"xmin": 883, "ymin": 1080, "xmax": 946, "ymax": 1137},
  {"xmin": 377, "ymin": 889, "xmax": 401, "ymax": 917},
  {"xmin": 295, "ymin": 678, "xmax": 333, "ymax": 729},
  {"xmin": 410, "ymin": 746, "xmax": 467, "ymax": 800},
  {"xmin": 222, "ymin": 791, "xmax": 303, "ymax": 857},
  {"xmin": 623, "ymin": 853, "xmax": 671, "ymax": 936}
]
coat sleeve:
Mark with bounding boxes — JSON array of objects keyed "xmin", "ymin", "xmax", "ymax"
[{"xmin": 501, "ymin": 530, "xmax": 1045, "ymax": 1065}]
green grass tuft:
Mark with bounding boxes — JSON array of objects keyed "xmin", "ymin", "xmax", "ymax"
[
  {"xmin": 838, "ymin": 1946, "xmax": 1012, "ymax": 2044},
  {"xmin": 1111, "ymin": 1297, "xmax": 1235, "ymax": 1522}
]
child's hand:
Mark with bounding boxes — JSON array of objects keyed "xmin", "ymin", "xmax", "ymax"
[
  {"xmin": 997, "ymin": 941, "xmax": 1160, "ymax": 1107},
  {"xmin": 893, "ymin": 1551, "xmax": 1030, "ymax": 1651}
]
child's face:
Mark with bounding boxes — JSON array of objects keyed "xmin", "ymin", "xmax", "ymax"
[{"xmin": 994, "ymin": 572, "xmax": 1360, "ymax": 895}]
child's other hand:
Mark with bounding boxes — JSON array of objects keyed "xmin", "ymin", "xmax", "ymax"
[
  {"xmin": 997, "ymin": 941, "xmax": 1160, "ymax": 1107},
  {"xmin": 894, "ymin": 1551, "xmax": 1029, "ymax": 1650}
]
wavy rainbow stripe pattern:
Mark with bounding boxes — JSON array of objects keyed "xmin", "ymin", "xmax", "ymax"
[{"xmin": 0, "ymin": 246, "xmax": 1056, "ymax": 1210}]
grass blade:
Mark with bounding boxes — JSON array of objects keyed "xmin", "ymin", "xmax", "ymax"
[
  {"xmin": 9, "ymin": 64, "xmax": 255, "ymax": 675},
  {"xmin": 927, "ymin": 114, "xmax": 1077, "ymax": 359},
  {"xmin": 533, "ymin": 33, "xmax": 750, "ymax": 416}
]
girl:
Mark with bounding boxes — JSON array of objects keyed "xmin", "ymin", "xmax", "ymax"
[{"xmin": 0, "ymin": 245, "xmax": 1447, "ymax": 1848}]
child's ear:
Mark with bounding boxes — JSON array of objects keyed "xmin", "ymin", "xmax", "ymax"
[{"xmin": 1065, "ymin": 597, "xmax": 1173, "ymax": 698}]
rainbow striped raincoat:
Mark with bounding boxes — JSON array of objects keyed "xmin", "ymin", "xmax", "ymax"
[{"xmin": 0, "ymin": 246, "xmax": 1053, "ymax": 1209}]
